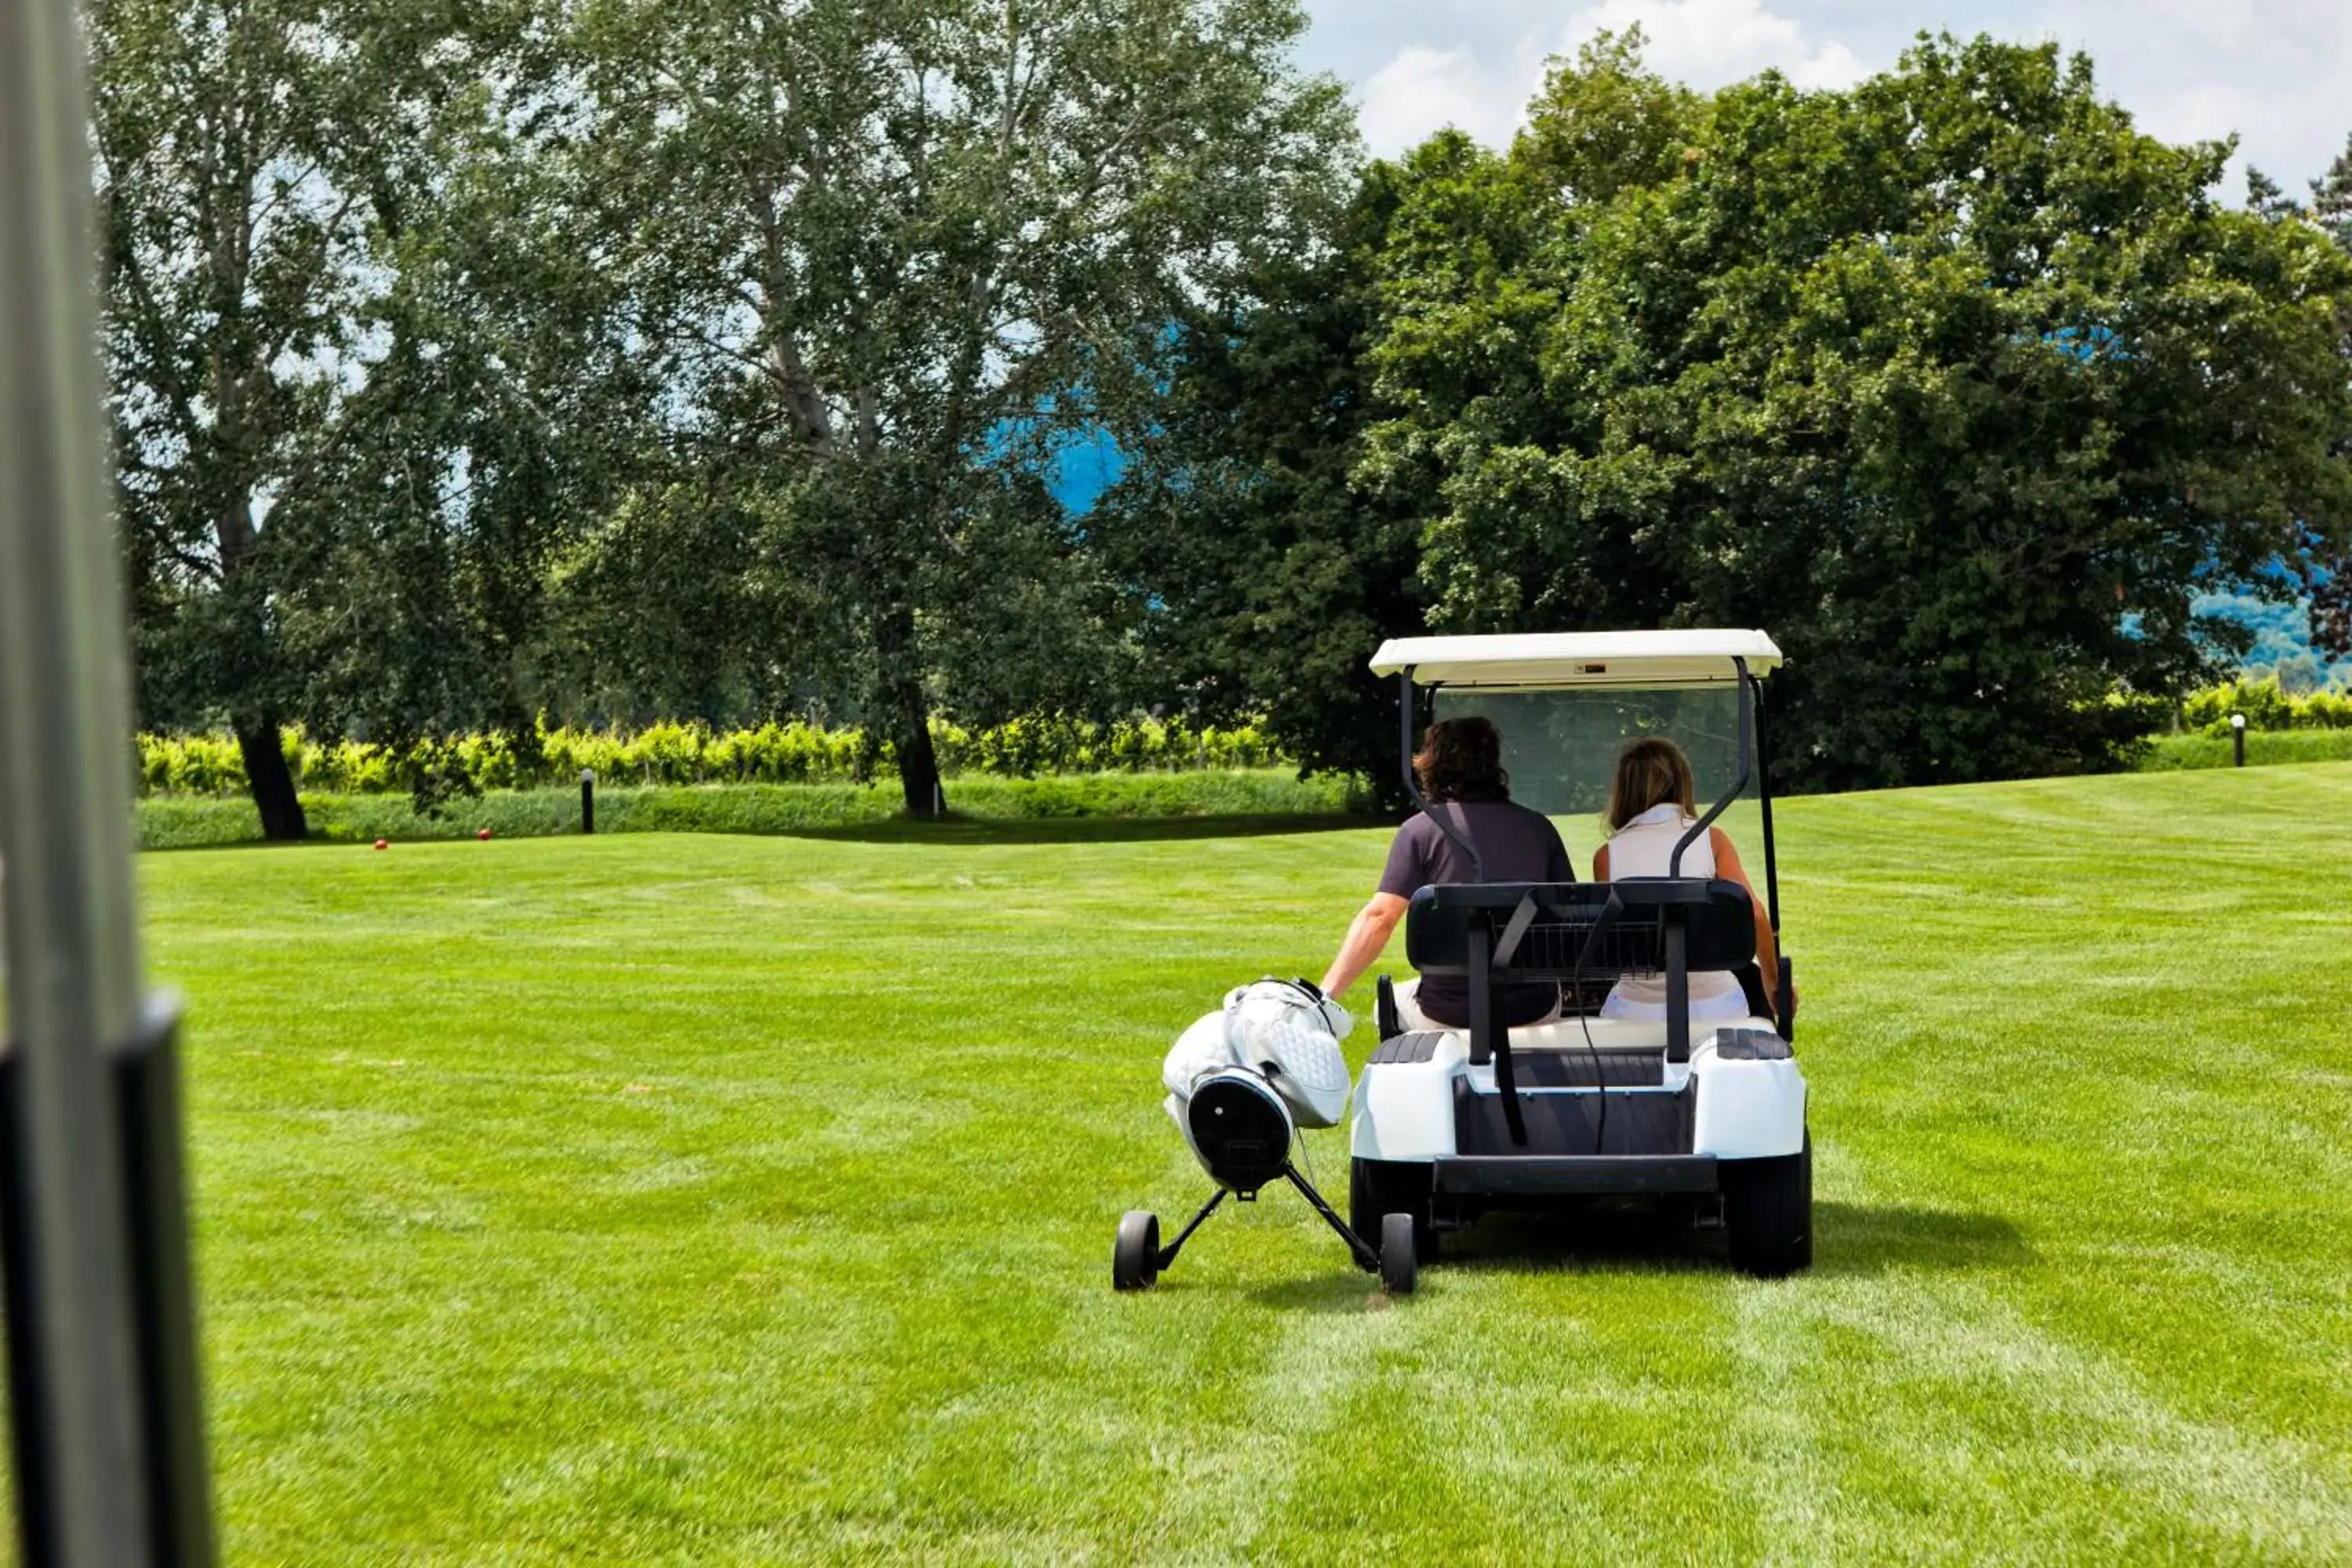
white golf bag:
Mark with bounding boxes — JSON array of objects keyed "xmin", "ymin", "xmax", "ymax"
[{"xmin": 1161, "ymin": 978, "xmax": 1354, "ymax": 1133}]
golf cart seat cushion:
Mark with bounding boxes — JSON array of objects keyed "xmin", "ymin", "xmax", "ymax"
[
  {"xmin": 1500, "ymin": 1015, "xmax": 1769, "ymax": 1054},
  {"xmin": 1362, "ymin": 1015, "xmax": 1776, "ymax": 1061},
  {"xmin": 1426, "ymin": 1014, "xmax": 1776, "ymax": 1055},
  {"xmin": 1404, "ymin": 879, "xmax": 1757, "ymax": 978}
]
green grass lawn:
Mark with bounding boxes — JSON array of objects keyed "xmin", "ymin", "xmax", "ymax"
[{"xmin": 141, "ymin": 764, "xmax": 2352, "ymax": 1563}]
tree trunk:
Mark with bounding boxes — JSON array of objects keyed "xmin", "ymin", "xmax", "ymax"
[
  {"xmin": 895, "ymin": 696, "xmax": 944, "ymax": 819},
  {"xmin": 877, "ymin": 605, "xmax": 943, "ymax": 818},
  {"xmin": 235, "ymin": 716, "xmax": 307, "ymax": 841}
]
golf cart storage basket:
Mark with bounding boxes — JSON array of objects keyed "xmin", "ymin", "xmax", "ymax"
[{"xmin": 1404, "ymin": 880, "xmax": 1758, "ymax": 980}]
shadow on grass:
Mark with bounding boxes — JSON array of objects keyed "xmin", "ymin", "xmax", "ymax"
[
  {"xmin": 1806, "ymin": 1200, "xmax": 2032, "ymax": 1276},
  {"xmin": 1246, "ymin": 1273, "xmax": 1403, "ymax": 1314},
  {"xmin": 780, "ymin": 811, "xmax": 1377, "ymax": 846},
  {"xmin": 1235, "ymin": 1200, "xmax": 2032, "ymax": 1295}
]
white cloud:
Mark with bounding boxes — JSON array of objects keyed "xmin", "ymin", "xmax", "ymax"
[
  {"xmin": 2034, "ymin": 1, "xmax": 2352, "ymax": 198},
  {"xmin": 1350, "ymin": 0, "xmax": 1864, "ymax": 159},
  {"xmin": 1357, "ymin": 44, "xmax": 1526, "ymax": 158},
  {"xmin": 1567, "ymin": 0, "xmax": 1867, "ymax": 92},
  {"xmin": 1328, "ymin": 0, "xmax": 2352, "ymax": 191}
]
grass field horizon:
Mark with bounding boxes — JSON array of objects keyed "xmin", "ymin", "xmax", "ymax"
[
  {"xmin": 130, "ymin": 726, "xmax": 2352, "ymax": 852},
  {"xmin": 144, "ymin": 762, "xmax": 2352, "ymax": 1563}
]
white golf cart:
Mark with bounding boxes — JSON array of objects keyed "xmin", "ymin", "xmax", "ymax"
[{"xmin": 1349, "ymin": 630, "xmax": 1813, "ymax": 1277}]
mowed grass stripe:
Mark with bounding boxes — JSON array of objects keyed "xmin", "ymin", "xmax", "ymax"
[{"xmin": 133, "ymin": 764, "xmax": 2352, "ymax": 1563}]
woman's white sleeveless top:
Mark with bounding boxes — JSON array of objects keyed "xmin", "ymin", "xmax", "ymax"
[{"xmin": 1605, "ymin": 804, "xmax": 1738, "ymax": 1007}]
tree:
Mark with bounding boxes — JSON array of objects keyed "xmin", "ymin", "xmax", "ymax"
[
  {"xmin": 93, "ymin": 0, "xmax": 630, "ymax": 832},
  {"xmin": 2305, "ymin": 131, "xmax": 2352, "ymax": 658},
  {"xmin": 1362, "ymin": 34, "xmax": 2352, "ymax": 789},
  {"xmin": 2246, "ymin": 165, "xmax": 2303, "ymax": 222},
  {"xmin": 1094, "ymin": 84, "xmax": 1707, "ymax": 803},
  {"xmin": 559, "ymin": 0, "xmax": 1352, "ymax": 815},
  {"xmin": 1094, "ymin": 166, "xmax": 1421, "ymax": 800},
  {"xmin": 2313, "ymin": 132, "xmax": 2352, "ymax": 253}
]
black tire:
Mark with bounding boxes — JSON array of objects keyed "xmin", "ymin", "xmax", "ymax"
[
  {"xmin": 1112, "ymin": 1210, "xmax": 1160, "ymax": 1291},
  {"xmin": 1723, "ymin": 1133, "xmax": 1812, "ymax": 1278},
  {"xmin": 1379, "ymin": 1212, "xmax": 1418, "ymax": 1295},
  {"xmin": 1351, "ymin": 1157, "xmax": 1437, "ymax": 1263}
]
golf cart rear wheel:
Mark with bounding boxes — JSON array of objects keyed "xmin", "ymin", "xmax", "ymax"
[
  {"xmin": 1723, "ymin": 1133, "xmax": 1812, "ymax": 1278},
  {"xmin": 1352, "ymin": 1158, "xmax": 1436, "ymax": 1263},
  {"xmin": 1379, "ymin": 1213, "xmax": 1417, "ymax": 1295},
  {"xmin": 1113, "ymin": 1210, "xmax": 1160, "ymax": 1290}
]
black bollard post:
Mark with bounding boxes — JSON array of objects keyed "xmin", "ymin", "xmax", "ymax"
[
  {"xmin": 580, "ymin": 768, "xmax": 596, "ymax": 834},
  {"xmin": 2231, "ymin": 713, "xmax": 2246, "ymax": 768}
]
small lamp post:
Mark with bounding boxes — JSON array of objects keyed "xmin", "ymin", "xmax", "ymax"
[
  {"xmin": 2230, "ymin": 712, "xmax": 2247, "ymax": 768},
  {"xmin": 580, "ymin": 768, "xmax": 597, "ymax": 834}
]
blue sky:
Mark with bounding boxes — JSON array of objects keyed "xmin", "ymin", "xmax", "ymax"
[{"xmin": 1298, "ymin": 0, "xmax": 2352, "ymax": 197}]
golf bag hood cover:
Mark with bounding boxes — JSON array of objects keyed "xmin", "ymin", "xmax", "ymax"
[{"xmin": 1161, "ymin": 979, "xmax": 1352, "ymax": 1130}]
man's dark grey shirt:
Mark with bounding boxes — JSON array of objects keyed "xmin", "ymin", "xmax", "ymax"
[{"xmin": 1377, "ymin": 798, "xmax": 1573, "ymax": 1026}]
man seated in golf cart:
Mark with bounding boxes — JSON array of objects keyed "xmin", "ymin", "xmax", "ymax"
[{"xmin": 1318, "ymin": 716, "xmax": 1573, "ymax": 1031}]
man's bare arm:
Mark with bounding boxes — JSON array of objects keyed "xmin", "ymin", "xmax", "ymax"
[{"xmin": 1319, "ymin": 892, "xmax": 1409, "ymax": 1000}]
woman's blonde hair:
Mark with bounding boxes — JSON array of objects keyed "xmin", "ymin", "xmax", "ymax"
[{"xmin": 1604, "ymin": 736, "xmax": 1695, "ymax": 832}]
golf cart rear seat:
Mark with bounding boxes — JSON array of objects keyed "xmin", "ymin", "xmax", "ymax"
[
  {"xmin": 1404, "ymin": 879, "xmax": 1763, "ymax": 1067},
  {"xmin": 1394, "ymin": 877, "xmax": 1773, "ymax": 1160}
]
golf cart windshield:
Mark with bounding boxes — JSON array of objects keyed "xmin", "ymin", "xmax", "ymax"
[
  {"xmin": 1430, "ymin": 685, "xmax": 1755, "ymax": 821},
  {"xmin": 1370, "ymin": 629, "xmax": 1785, "ymax": 894}
]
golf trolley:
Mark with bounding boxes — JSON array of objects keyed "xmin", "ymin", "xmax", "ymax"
[
  {"xmin": 1352, "ymin": 630, "xmax": 1812, "ymax": 1278},
  {"xmin": 1113, "ymin": 1066, "xmax": 1421, "ymax": 1294}
]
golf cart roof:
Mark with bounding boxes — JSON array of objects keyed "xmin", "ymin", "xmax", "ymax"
[{"xmin": 1369, "ymin": 629, "xmax": 1783, "ymax": 689}]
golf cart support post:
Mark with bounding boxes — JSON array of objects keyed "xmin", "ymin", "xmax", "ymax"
[{"xmin": 1, "ymin": 0, "xmax": 219, "ymax": 1559}]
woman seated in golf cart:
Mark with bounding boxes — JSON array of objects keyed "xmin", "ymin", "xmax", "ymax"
[
  {"xmin": 1319, "ymin": 717, "xmax": 1573, "ymax": 1031},
  {"xmin": 1593, "ymin": 736, "xmax": 1780, "ymax": 1021}
]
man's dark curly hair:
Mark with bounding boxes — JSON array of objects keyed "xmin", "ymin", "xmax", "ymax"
[{"xmin": 1413, "ymin": 716, "xmax": 1510, "ymax": 804}]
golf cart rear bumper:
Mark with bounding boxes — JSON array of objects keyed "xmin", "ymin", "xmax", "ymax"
[{"xmin": 1431, "ymin": 1154, "xmax": 1718, "ymax": 1196}]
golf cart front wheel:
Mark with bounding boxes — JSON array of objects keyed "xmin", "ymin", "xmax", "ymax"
[
  {"xmin": 1378, "ymin": 1212, "xmax": 1417, "ymax": 1295},
  {"xmin": 1723, "ymin": 1134, "xmax": 1812, "ymax": 1278},
  {"xmin": 1113, "ymin": 1210, "xmax": 1160, "ymax": 1290}
]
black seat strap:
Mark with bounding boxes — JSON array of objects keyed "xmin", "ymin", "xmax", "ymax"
[{"xmin": 1492, "ymin": 891, "xmax": 1540, "ymax": 971}]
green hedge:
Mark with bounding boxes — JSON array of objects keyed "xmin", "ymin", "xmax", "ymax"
[
  {"xmin": 136, "ymin": 769, "xmax": 1368, "ymax": 850},
  {"xmin": 2175, "ymin": 678, "xmax": 2352, "ymax": 735},
  {"xmin": 135, "ymin": 715, "xmax": 1287, "ymax": 798},
  {"xmin": 2136, "ymin": 728, "xmax": 2352, "ymax": 772}
]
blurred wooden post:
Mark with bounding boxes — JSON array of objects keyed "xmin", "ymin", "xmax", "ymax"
[
  {"xmin": 580, "ymin": 768, "xmax": 596, "ymax": 835},
  {"xmin": 2231, "ymin": 713, "xmax": 2246, "ymax": 768}
]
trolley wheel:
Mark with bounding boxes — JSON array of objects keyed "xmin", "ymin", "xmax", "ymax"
[
  {"xmin": 1378, "ymin": 1212, "xmax": 1417, "ymax": 1295},
  {"xmin": 1352, "ymin": 1156, "xmax": 1436, "ymax": 1262},
  {"xmin": 1113, "ymin": 1210, "xmax": 1161, "ymax": 1290}
]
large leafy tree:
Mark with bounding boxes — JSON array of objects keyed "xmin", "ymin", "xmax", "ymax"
[
  {"xmin": 559, "ymin": 0, "xmax": 1352, "ymax": 814},
  {"xmin": 2305, "ymin": 131, "xmax": 2352, "ymax": 655},
  {"xmin": 1099, "ymin": 34, "xmax": 1711, "ymax": 800},
  {"xmin": 1364, "ymin": 33, "xmax": 2352, "ymax": 789},
  {"xmin": 1092, "ymin": 169, "xmax": 1423, "ymax": 800},
  {"xmin": 94, "ymin": 0, "xmax": 632, "ymax": 833}
]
